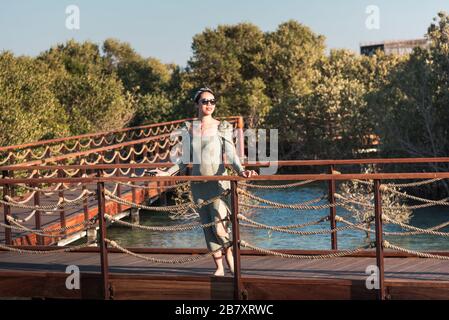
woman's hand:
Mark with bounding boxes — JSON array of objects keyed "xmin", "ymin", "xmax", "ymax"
[
  {"xmin": 147, "ymin": 169, "xmax": 170, "ymax": 176},
  {"xmin": 239, "ymin": 169, "xmax": 258, "ymax": 178}
]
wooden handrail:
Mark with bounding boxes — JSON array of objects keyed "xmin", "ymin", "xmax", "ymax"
[
  {"xmin": 1, "ymin": 172, "xmax": 449, "ymax": 185},
  {"xmin": 3, "ymin": 157, "xmax": 449, "ymax": 171}
]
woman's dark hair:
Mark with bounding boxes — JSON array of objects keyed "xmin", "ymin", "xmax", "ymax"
[{"xmin": 193, "ymin": 87, "xmax": 214, "ymax": 103}]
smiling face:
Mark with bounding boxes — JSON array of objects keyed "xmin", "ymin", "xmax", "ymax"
[{"xmin": 196, "ymin": 91, "xmax": 216, "ymax": 117}]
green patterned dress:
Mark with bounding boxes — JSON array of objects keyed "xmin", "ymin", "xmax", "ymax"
[{"xmin": 166, "ymin": 120, "xmax": 244, "ymax": 251}]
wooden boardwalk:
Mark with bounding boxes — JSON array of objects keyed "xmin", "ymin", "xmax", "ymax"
[
  {"xmin": 1, "ymin": 250, "xmax": 449, "ymax": 299},
  {"xmin": 3, "ymin": 118, "xmax": 449, "ymax": 300}
]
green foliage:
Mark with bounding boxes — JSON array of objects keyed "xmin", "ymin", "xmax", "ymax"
[
  {"xmin": 130, "ymin": 93, "xmax": 174, "ymax": 126},
  {"xmin": 259, "ymin": 20, "xmax": 325, "ymax": 101},
  {"xmin": 187, "ymin": 23, "xmax": 266, "ymax": 121},
  {"xmin": 0, "ymin": 52, "xmax": 69, "ymax": 146},
  {"xmin": 38, "ymin": 40, "xmax": 135, "ymax": 135},
  {"xmin": 103, "ymin": 38, "xmax": 171, "ymax": 95},
  {"xmin": 371, "ymin": 11, "xmax": 449, "ymax": 161}
]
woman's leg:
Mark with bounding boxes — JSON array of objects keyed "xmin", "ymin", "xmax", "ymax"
[
  {"xmin": 192, "ymin": 182, "xmax": 229, "ymax": 276},
  {"xmin": 225, "ymin": 246, "xmax": 234, "ymax": 274},
  {"xmin": 197, "ymin": 202, "xmax": 225, "ymax": 276},
  {"xmin": 212, "ymin": 199, "xmax": 235, "ymax": 274},
  {"xmin": 212, "ymin": 250, "xmax": 225, "ymax": 276}
]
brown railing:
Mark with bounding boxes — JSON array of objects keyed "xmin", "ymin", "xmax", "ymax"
[
  {"xmin": 1, "ymin": 158, "xmax": 449, "ymax": 300},
  {"xmin": 0, "ymin": 116, "xmax": 243, "ymax": 166}
]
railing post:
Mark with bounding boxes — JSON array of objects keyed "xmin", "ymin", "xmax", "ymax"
[
  {"xmin": 2, "ymin": 170, "xmax": 12, "ymax": 245},
  {"xmin": 230, "ymin": 180, "xmax": 243, "ymax": 300},
  {"xmin": 374, "ymin": 179, "xmax": 386, "ymax": 300},
  {"xmin": 328, "ymin": 165, "xmax": 337, "ymax": 250},
  {"xmin": 96, "ymin": 170, "xmax": 110, "ymax": 300},
  {"xmin": 144, "ymin": 146, "xmax": 150, "ymax": 200},
  {"xmin": 58, "ymin": 168, "xmax": 67, "ymax": 240},
  {"xmin": 9, "ymin": 166, "xmax": 15, "ymax": 199},
  {"xmin": 130, "ymin": 148, "xmax": 137, "ymax": 204},
  {"xmin": 33, "ymin": 171, "xmax": 43, "ymax": 246},
  {"xmin": 236, "ymin": 117, "xmax": 245, "ymax": 162},
  {"xmin": 154, "ymin": 140, "xmax": 167, "ymax": 205},
  {"xmin": 114, "ymin": 153, "xmax": 123, "ymax": 213},
  {"xmin": 81, "ymin": 167, "xmax": 89, "ymax": 222}
]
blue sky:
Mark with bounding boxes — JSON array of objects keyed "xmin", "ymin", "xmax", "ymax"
[{"xmin": 1, "ymin": 0, "xmax": 448, "ymax": 66}]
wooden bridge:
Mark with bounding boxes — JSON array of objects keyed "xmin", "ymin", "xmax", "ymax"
[{"xmin": 1, "ymin": 117, "xmax": 449, "ymax": 300}]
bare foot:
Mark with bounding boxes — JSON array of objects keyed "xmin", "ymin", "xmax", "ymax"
[
  {"xmin": 226, "ymin": 261, "xmax": 234, "ymax": 275},
  {"xmin": 214, "ymin": 269, "xmax": 225, "ymax": 276}
]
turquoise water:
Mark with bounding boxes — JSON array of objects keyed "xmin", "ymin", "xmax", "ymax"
[{"xmin": 106, "ymin": 182, "xmax": 449, "ymax": 251}]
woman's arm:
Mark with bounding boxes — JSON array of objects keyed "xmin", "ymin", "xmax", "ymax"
[
  {"xmin": 219, "ymin": 121, "xmax": 245, "ymax": 175},
  {"xmin": 166, "ymin": 157, "xmax": 188, "ymax": 176},
  {"xmin": 165, "ymin": 122, "xmax": 191, "ymax": 176}
]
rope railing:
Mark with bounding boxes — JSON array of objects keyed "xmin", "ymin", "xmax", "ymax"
[
  {"xmin": 237, "ymin": 180, "xmax": 315, "ymax": 189},
  {"xmin": 0, "ymin": 119, "xmax": 221, "ymax": 169},
  {"xmin": 3, "ymin": 216, "xmax": 97, "ymax": 238},
  {"xmin": 18, "ymin": 181, "xmax": 89, "ymax": 194},
  {"xmin": 105, "ymin": 213, "xmax": 227, "ymax": 232},
  {"xmin": 335, "ymin": 214, "xmax": 449, "ymax": 238},
  {"xmin": 1, "ymin": 191, "xmax": 94, "ymax": 210},
  {"xmin": 355, "ymin": 177, "xmax": 443, "ymax": 188},
  {"xmin": 240, "ymin": 240, "xmax": 374, "ymax": 259},
  {"xmin": 238, "ymin": 188, "xmax": 343, "ymax": 210},
  {"xmin": 4, "ymin": 152, "xmax": 449, "ymax": 300},
  {"xmin": 0, "ymin": 241, "xmax": 97, "ymax": 254},
  {"xmin": 382, "ymin": 216, "xmax": 449, "ymax": 236},
  {"xmin": 238, "ymin": 214, "xmax": 357, "ymax": 235},
  {"xmin": 334, "ymin": 192, "xmax": 449, "ymax": 210},
  {"xmin": 0, "ymin": 119, "xmax": 191, "ymax": 166},
  {"xmin": 116, "ymin": 180, "xmax": 189, "ymax": 190},
  {"xmin": 104, "ymin": 188, "xmax": 229, "ymax": 213},
  {"xmin": 104, "ymin": 238, "xmax": 224, "ymax": 264},
  {"xmin": 383, "ymin": 240, "xmax": 449, "ymax": 260}
]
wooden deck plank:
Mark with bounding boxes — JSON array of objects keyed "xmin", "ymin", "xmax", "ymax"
[
  {"xmin": 2, "ymin": 252, "xmax": 449, "ymax": 299},
  {"xmin": 3, "ymin": 251, "xmax": 449, "ymax": 280},
  {"xmin": 386, "ymin": 258, "xmax": 440, "ymax": 281}
]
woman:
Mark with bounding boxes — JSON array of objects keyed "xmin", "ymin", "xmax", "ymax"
[{"xmin": 151, "ymin": 87, "xmax": 257, "ymax": 276}]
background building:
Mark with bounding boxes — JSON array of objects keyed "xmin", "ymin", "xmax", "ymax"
[{"xmin": 360, "ymin": 38, "xmax": 429, "ymax": 56}]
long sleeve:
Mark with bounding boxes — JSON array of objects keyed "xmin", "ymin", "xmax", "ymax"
[
  {"xmin": 166, "ymin": 122, "xmax": 191, "ymax": 176},
  {"xmin": 218, "ymin": 121, "xmax": 245, "ymax": 174}
]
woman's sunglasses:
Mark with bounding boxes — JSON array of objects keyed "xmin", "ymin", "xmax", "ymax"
[{"xmin": 200, "ymin": 99, "xmax": 216, "ymax": 106}]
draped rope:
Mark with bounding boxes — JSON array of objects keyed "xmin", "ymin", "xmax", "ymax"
[
  {"xmin": 0, "ymin": 241, "xmax": 96, "ymax": 254},
  {"xmin": 239, "ymin": 214, "xmax": 358, "ymax": 235},
  {"xmin": 105, "ymin": 238, "xmax": 224, "ymax": 264},
  {"xmin": 383, "ymin": 240, "xmax": 449, "ymax": 260},
  {"xmin": 238, "ymin": 188, "xmax": 342, "ymax": 210},
  {"xmin": 238, "ymin": 180, "xmax": 315, "ymax": 189},
  {"xmin": 240, "ymin": 240, "xmax": 373, "ymax": 259},
  {"xmin": 105, "ymin": 213, "xmax": 227, "ymax": 232}
]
